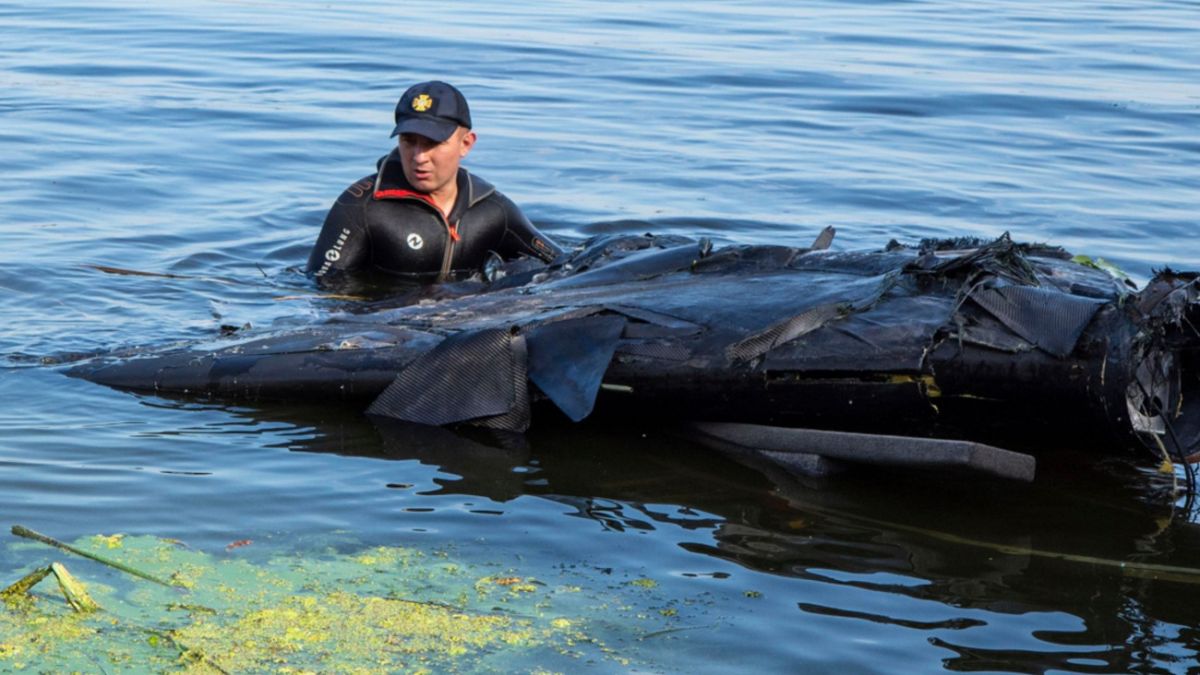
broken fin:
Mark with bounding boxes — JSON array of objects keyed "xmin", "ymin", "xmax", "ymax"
[
  {"xmin": 527, "ymin": 315, "xmax": 627, "ymax": 422},
  {"xmin": 811, "ymin": 226, "xmax": 836, "ymax": 251}
]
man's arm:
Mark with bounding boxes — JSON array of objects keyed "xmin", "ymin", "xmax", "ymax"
[
  {"xmin": 492, "ymin": 193, "xmax": 564, "ymax": 263},
  {"xmin": 306, "ymin": 177, "xmax": 375, "ymax": 279}
]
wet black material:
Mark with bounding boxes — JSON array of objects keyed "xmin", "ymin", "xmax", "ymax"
[
  {"xmin": 366, "ymin": 328, "xmax": 528, "ymax": 430},
  {"xmin": 968, "ymin": 284, "xmax": 1106, "ymax": 358},
  {"xmin": 527, "ymin": 315, "xmax": 627, "ymax": 422},
  {"xmin": 473, "ymin": 334, "xmax": 531, "ymax": 432},
  {"xmin": 70, "ymin": 233, "xmax": 1200, "ymax": 467},
  {"xmin": 688, "ymin": 421, "xmax": 1037, "ymax": 482},
  {"xmin": 810, "ymin": 226, "xmax": 836, "ymax": 251},
  {"xmin": 540, "ymin": 242, "xmax": 707, "ymax": 289}
]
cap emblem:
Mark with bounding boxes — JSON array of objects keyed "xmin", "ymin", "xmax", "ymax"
[
  {"xmin": 407, "ymin": 233, "xmax": 424, "ymax": 250},
  {"xmin": 411, "ymin": 94, "xmax": 433, "ymax": 112}
]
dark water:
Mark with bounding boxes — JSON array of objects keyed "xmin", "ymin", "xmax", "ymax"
[{"xmin": 3, "ymin": 0, "xmax": 1200, "ymax": 671}]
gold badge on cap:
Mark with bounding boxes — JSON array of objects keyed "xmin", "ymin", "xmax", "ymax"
[{"xmin": 412, "ymin": 94, "xmax": 433, "ymax": 112}]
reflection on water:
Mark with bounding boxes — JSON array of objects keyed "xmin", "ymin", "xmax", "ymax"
[{"xmin": 195, "ymin": 399, "xmax": 1200, "ymax": 672}]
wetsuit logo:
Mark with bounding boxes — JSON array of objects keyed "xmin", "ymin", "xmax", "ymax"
[
  {"xmin": 412, "ymin": 95, "xmax": 433, "ymax": 112},
  {"xmin": 313, "ymin": 228, "xmax": 352, "ymax": 277},
  {"xmin": 407, "ymin": 233, "xmax": 424, "ymax": 250}
]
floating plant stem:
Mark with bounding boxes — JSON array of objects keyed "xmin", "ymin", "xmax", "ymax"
[
  {"xmin": 2, "ymin": 562, "xmax": 101, "ymax": 612},
  {"xmin": 1, "ymin": 565, "xmax": 52, "ymax": 602},
  {"xmin": 11, "ymin": 525, "xmax": 180, "ymax": 588},
  {"xmin": 142, "ymin": 628, "xmax": 232, "ymax": 675},
  {"xmin": 50, "ymin": 562, "xmax": 101, "ymax": 613},
  {"xmin": 639, "ymin": 623, "xmax": 717, "ymax": 640}
]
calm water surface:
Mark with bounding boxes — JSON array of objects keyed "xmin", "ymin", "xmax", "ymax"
[{"xmin": 2, "ymin": 1, "xmax": 1200, "ymax": 672}]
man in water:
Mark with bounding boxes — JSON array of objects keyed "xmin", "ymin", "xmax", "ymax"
[{"xmin": 307, "ymin": 81, "xmax": 562, "ymax": 283}]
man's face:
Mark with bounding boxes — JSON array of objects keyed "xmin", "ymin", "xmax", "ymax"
[{"xmin": 398, "ymin": 127, "xmax": 475, "ymax": 195}]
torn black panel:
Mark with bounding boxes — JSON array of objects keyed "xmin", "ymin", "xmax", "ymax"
[
  {"xmin": 473, "ymin": 334, "xmax": 531, "ymax": 432},
  {"xmin": 954, "ymin": 315, "xmax": 1036, "ymax": 354},
  {"xmin": 527, "ymin": 315, "xmax": 626, "ymax": 422},
  {"xmin": 968, "ymin": 284, "xmax": 1105, "ymax": 358},
  {"xmin": 367, "ymin": 327, "xmax": 521, "ymax": 426}
]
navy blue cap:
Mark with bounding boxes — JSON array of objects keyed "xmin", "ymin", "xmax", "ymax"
[{"xmin": 390, "ymin": 81, "xmax": 472, "ymax": 143}]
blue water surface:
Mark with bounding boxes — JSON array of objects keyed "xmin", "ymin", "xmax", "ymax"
[{"xmin": 2, "ymin": 1, "xmax": 1200, "ymax": 672}]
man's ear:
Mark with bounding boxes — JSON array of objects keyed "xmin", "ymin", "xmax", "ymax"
[{"xmin": 459, "ymin": 129, "xmax": 477, "ymax": 157}]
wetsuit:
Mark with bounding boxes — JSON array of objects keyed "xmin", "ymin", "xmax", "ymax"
[{"xmin": 307, "ymin": 149, "xmax": 562, "ymax": 282}]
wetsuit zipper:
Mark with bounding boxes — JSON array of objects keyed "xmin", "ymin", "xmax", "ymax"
[
  {"xmin": 438, "ymin": 173, "xmax": 471, "ymax": 281},
  {"xmin": 439, "ymin": 215, "xmax": 457, "ymax": 282}
]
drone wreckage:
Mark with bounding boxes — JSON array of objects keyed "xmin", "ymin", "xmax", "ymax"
[{"xmin": 71, "ymin": 229, "xmax": 1200, "ymax": 487}]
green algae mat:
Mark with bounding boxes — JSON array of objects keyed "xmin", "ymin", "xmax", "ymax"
[{"xmin": 1, "ymin": 527, "xmax": 696, "ymax": 673}]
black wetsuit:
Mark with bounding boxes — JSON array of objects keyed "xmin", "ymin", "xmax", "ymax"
[{"xmin": 307, "ymin": 149, "xmax": 561, "ymax": 282}]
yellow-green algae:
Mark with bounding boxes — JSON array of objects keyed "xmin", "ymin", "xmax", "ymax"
[
  {"xmin": 3, "ymin": 533, "xmax": 687, "ymax": 672},
  {"xmin": 91, "ymin": 533, "xmax": 126, "ymax": 549}
]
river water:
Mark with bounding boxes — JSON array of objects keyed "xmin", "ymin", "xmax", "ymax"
[{"xmin": 2, "ymin": 0, "xmax": 1199, "ymax": 672}]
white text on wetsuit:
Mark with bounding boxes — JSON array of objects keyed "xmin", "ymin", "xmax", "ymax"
[{"xmin": 314, "ymin": 228, "xmax": 352, "ymax": 277}]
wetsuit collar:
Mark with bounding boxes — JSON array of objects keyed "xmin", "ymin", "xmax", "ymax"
[{"xmin": 372, "ymin": 149, "xmax": 496, "ymax": 213}]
